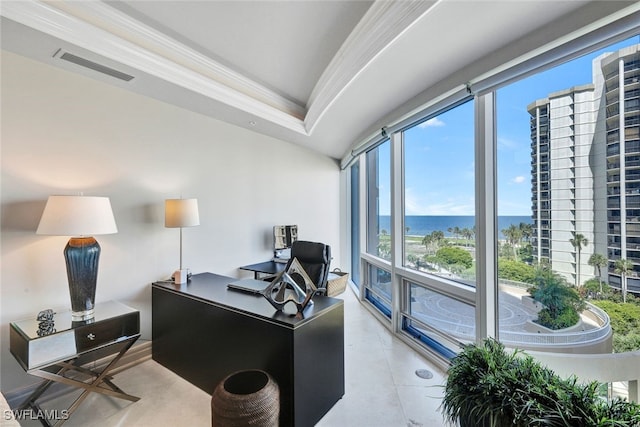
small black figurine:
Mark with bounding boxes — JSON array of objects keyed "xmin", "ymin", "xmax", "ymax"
[{"xmin": 36, "ymin": 308, "xmax": 56, "ymax": 336}]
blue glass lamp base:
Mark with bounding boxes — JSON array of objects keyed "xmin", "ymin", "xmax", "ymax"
[{"xmin": 64, "ymin": 237, "xmax": 100, "ymax": 320}]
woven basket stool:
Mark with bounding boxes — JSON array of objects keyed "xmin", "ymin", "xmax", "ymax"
[{"xmin": 211, "ymin": 370, "xmax": 279, "ymax": 427}]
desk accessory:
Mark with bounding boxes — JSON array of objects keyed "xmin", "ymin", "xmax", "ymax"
[
  {"xmin": 227, "ymin": 279, "xmax": 269, "ymax": 294},
  {"xmin": 36, "ymin": 309, "xmax": 56, "ymax": 336},
  {"xmin": 262, "ymin": 258, "xmax": 316, "ymax": 315},
  {"xmin": 165, "ymin": 198, "xmax": 199, "ymax": 284},
  {"xmin": 273, "ymin": 225, "xmax": 297, "ymax": 262},
  {"xmin": 37, "ymin": 195, "xmax": 117, "ymax": 321}
]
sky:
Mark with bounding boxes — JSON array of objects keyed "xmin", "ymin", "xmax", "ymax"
[{"xmin": 377, "ymin": 35, "xmax": 640, "ymax": 217}]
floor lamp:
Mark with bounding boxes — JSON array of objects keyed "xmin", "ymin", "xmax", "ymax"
[
  {"xmin": 37, "ymin": 195, "xmax": 118, "ymax": 320},
  {"xmin": 165, "ymin": 198, "xmax": 200, "ymax": 284}
]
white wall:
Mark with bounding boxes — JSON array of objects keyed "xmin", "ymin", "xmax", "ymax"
[{"xmin": 0, "ymin": 51, "xmax": 342, "ymax": 392}]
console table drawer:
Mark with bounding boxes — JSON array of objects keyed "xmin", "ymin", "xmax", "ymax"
[{"xmin": 75, "ymin": 311, "xmax": 139, "ymax": 352}]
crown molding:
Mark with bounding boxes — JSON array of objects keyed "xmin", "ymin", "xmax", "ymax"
[
  {"xmin": 2, "ymin": 0, "xmax": 443, "ymax": 140},
  {"xmin": 304, "ymin": 0, "xmax": 440, "ymax": 134},
  {"xmin": 0, "ymin": 0, "xmax": 307, "ymax": 134}
]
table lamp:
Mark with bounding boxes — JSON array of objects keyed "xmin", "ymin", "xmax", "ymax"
[
  {"xmin": 165, "ymin": 198, "xmax": 199, "ymax": 284},
  {"xmin": 37, "ymin": 195, "xmax": 118, "ymax": 320}
]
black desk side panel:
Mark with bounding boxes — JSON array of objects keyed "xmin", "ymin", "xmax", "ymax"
[{"xmin": 293, "ymin": 303, "xmax": 344, "ymax": 426}]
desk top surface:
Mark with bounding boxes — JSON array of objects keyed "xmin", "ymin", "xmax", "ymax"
[
  {"xmin": 239, "ymin": 260, "xmax": 287, "ymax": 274},
  {"xmin": 152, "ymin": 272, "xmax": 343, "ymax": 328}
]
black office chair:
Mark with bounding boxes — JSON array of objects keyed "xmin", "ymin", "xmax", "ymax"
[{"xmin": 285, "ymin": 240, "xmax": 331, "ymax": 295}]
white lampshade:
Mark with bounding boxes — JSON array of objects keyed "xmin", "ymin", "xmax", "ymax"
[
  {"xmin": 37, "ymin": 195, "xmax": 118, "ymax": 236},
  {"xmin": 165, "ymin": 199, "xmax": 200, "ymax": 228}
]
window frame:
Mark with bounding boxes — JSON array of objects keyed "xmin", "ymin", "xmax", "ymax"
[{"xmin": 345, "ymin": 10, "xmax": 640, "ymax": 369}]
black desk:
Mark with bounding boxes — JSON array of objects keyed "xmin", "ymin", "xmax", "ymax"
[
  {"xmin": 9, "ymin": 301, "xmax": 140, "ymax": 426},
  {"xmin": 239, "ymin": 260, "xmax": 286, "ymax": 279},
  {"xmin": 152, "ymin": 272, "xmax": 344, "ymax": 427}
]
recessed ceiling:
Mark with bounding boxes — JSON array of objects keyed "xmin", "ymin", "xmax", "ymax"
[
  {"xmin": 1, "ymin": 1, "xmax": 637, "ymax": 160},
  {"xmin": 107, "ymin": 0, "xmax": 372, "ymax": 107}
]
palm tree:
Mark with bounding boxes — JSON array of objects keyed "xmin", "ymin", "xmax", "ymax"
[
  {"xmin": 461, "ymin": 228, "xmax": 473, "ymax": 246},
  {"xmin": 422, "ymin": 230, "xmax": 445, "ymax": 255},
  {"xmin": 569, "ymin": 233, "xmax": 588, "ymax": 288},
  {"xmin": 448, "ymin": 226, "xmax": 461, "ymax": 242},
  {"xmin": 614, "ymin": 258, "xmax": 633, "ymax": 303},
  {"xmin": 588, "ymin": 253, "xmax": 607, "ymax": 293},
  {"xmin": 502, "ymin": 224, "xmax": 522, "ymax": 259},
  {"xmin": 422, "ymin": 234, "xmax": 433, "ymax": 252},
  {"xmin": 529, "ymin": 265, "xmax": 584, "ymax": 325},
  {"xmin": 519, "ymin": 222, "xmax": 533, "ymax": 243}
]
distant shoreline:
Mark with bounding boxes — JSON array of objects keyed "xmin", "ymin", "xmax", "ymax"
[{"xmin": 380, "ymin": 215, "xmax": 532, "ymax": 239}]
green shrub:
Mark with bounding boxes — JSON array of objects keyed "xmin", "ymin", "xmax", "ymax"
[
  {"xmin": 592, "ymin": 300, "xmax": 640, "ymax": 352},
  {"xmin": 600, "ymin": 397, "xmax": 640, "ymax": 423},
  {"xmin": 584, "ymin": 278, "xmax": 600, "ymax": 291},
  {"xmin": 517, "ymin": 243, "xmax": 533, "ymax": 263},
  {"xmin": 498, "ymin": 258, "xmax": 536, "ymax": 283},
  {"xmin": 536, "ymin": 306, "xmax": 580, "ymax": 330},
  {"xmin": 528, "ymin": 266, "xmax": 585, "ymax": 329},
  {"xmin": 613, "ymin": 332, "xmax": 640, "ymax": 353},
  {"xmin": 593, "ymin": 300, "xmax": 640, "ymax": 336},
  {"xmin": 442, "ymin": 339, "xmax": 640, "ymax": 427},
  {"xmin": 434, "ymin": 246, "xmax": 473, "ymax": 269}
]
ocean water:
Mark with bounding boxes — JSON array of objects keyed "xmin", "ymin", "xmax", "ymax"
[{"xmin": 378, "ymin": 215, "xmax": 532, "ymax": 239}]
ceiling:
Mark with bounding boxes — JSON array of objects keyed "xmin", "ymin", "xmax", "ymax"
[{"xmin": 1, "ymin": 1, "xmax": 637, "ymax": 160}]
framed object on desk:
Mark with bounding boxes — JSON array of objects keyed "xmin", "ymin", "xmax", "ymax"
[{"xmin": 273, "ymin": 225, "xmax": 297, "ymax": 261}]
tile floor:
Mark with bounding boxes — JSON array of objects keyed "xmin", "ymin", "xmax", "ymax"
[{"xmin": 12, "ymin": 287, "xmax": 448, "ymax": 427}]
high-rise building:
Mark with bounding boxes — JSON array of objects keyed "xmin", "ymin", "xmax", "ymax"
[
  {"xmin": 601, "ymin": 45, "xmax": 640, "ymax": 295},
  {"xmin": 529, "ymin": 84, "xmax": 596, "ymax": 287},
  {"xmin": 530, "ymin": 44, "xmax": 640, "ymax": 294}
]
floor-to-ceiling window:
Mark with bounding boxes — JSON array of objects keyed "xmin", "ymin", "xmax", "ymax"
[
  {"xmin": 350, "ymin": 161, "xmax": 361, "ymax": 287},
  {"xmin": 364, "ymin": 140, "xmax": 392, "ymax": 317},
  {"xmin": 346, "ymin": 17, "xmax": 640, "ymax": 392},
  {"xmin": 496, "ymin": 38, "xmax": 640, "ymax": 358},
  {"xmin": 491, "ymin": 37, "xmax": 640, "ymax": 400},
  {"xmin": 400, "ymin": 102, "xmax": 477, "ymax": 358},
  {"xmin": 402, "ymin": 103, "xmax": 475, "ymax": 285},
  {"xmin": 365, "ymin": 141, "xmax": 391, "ymax": 261}
]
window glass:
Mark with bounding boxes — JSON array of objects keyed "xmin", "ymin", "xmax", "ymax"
[
  {"xmin": 403, "ymin": 102, "xmax": 476, "ymax": 286},
  {"xmin": 366, "ymin": 140, "xmax": 391, "ymax": 261},
  {"xmin": 496, "ymin": 38, "xmax": 640, "ymax": 367},
  {"xmin": 350, "ymin": 161, "xmax": 361, "ymax": 287},
  {"xmin": 403, "ymin": 282, "xmax": 471, "ymax": 358},
  {"xmin": 365, "ymin": 264, "xmax": 391, "ymax": 318}
]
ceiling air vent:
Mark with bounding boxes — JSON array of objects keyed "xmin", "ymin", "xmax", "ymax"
[{"xmin": 53, "ymin": 49, "xmax": 135, "ymax": 82}]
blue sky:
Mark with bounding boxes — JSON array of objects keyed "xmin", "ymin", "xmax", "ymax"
[{"xmin": 377, "ymin": 35, "xmax": 639, "ymax": 216}]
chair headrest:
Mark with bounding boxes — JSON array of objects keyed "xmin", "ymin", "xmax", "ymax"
[{"xmin": 291, "ymin": 240, "xmax": 330, "ymax": 263}]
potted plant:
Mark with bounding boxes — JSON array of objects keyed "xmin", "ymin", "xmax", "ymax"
[{"xmin": 441, "ymin": 338, "xmax": 640, "ymax": 426}]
